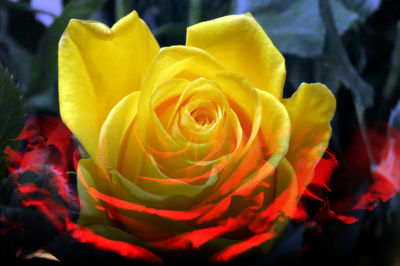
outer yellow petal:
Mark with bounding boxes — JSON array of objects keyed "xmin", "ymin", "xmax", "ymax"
[
  {"xmin": 257, "ymin": 89, "xmax": 291, "ymax": 157},
  {"xmin": 282, "ymin": 83, "xmax": 336, "ymax": 194},
  {"xmin": 59, "ymin": 11, "xmax": 159, "ymax": 157},
  {"xmin": 186, "ymin": 13, "xmax": 286, "ymax": 99},
  {"xmin": 97, "ymin": 91, "xmax": 140, "ymax": 175}
]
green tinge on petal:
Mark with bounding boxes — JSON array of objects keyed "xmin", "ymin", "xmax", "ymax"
[
  {"xmin": 110, "ymin": 169, "xmax": 166, "ymax": 203},
  {"xmin": 77, "ymin": 158, "xmax": 112, "ymax": 227}
]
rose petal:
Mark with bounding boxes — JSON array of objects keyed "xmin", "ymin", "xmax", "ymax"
[
  {"xmin": 121, "ymin": 46, "xmax": 226, "ymax": 182},
  {"xmin": 118, "ymin": 79, "xmax": 189, "ymax": 180},
  {"xmin": 140, "ymin": 46, "xmax": 226, "ymax": 100},
  {"xmin": 59, "ymin": 11, "xmax": 159, "ymax": 157},
  {"xmin": 69, "ymin": 224, "xmax": 162, "ymax": 263},
  {"xmin": 208, "ymin": 87, "xmax": 290, "ymax": 201},
  {"xmin": 214, "ymin": 72, "xmax": 261, "ymax": 154},
  {"xmin": 249, "ymin": 158, "xmax": 298, "ymax": 233},
  {"xmin": 282, "ymin": 83, "xmax": 336, "ymax": 195},
  {"xmin": 97, "ymin": 91, "xmax": 140, "ymax": 175},
  {"xmin": 212, "ymin": 158, "xmax": 298, "ymax": 262},
  {"xmin": 187, "ymin": 13, "xmax": 286, "ymax": 99},
  {"xmin": 76, "ymin": 159, "xmax": 112, "ymax": 227}
]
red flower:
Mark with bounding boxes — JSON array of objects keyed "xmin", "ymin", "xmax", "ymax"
[
  {"xmin": 2, "ymin": 116, "xmax": 79, "ymax": 236},
  {"xmin": 295, "ymin": 123, "xmax": 400, "ymax": 225}
]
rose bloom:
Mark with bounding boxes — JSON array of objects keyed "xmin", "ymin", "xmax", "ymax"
[{"xmin": 58, "ymin": 11, "xmax": 336, "ymax": 262}]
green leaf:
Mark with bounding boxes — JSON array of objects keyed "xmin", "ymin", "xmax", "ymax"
[
  {"xmin": 252, "ymin": 0, "xmax": 325, "ymax": 57},
  {"xmin": 383, "ymin": 21, "xmax": 400, "ymax": 103},
  {"xmin": 26, "ymin": 0, "xmax": 107, "ymax": 98},
  {"xmin": 330, "ymin": 0, "xmax": 359, "ymax": 34},
  {"xmin": 340, "ymin": 0, "xmax": 381, "ymax": 22},
  {"xmin": 238, "ymin": 0, "xmax": 361, "ymax": 57},
  {"xmin": 0, "ymin": 5, "xmax": 7, "ymax": 36},
  {"xmin": 0, "ymin": 36, "xmax": 34, "ymax": 92},
  {"xmin": 0, "ymin": 62, "xmax": 24, "ymax": 174},
  {"xmin": 313, "ymin": 54, "xmax": 342, "ymax": 95},
  {"xmin": 286, "ymin": 56, "xmax": 316, "ymax": 92},
  {"xmin": 188, "ymin": 0, "xmax": 201, "ymax": 25},
  {"xmin": 319, "ymin": 0, "xmax": 374, "ymax": 107},
  {"xmin": 115, "ymin": 0, "xmax": 132, "ymax": 20}
]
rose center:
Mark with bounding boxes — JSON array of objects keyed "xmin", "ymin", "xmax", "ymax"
[{"xmin": 190, "ymin": 108, "xmax": 214, "ymax": 126}]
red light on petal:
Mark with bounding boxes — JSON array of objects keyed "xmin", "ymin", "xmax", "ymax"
[
  {"xmin": 87, "ymin": 188, "xmax": 210, "ymax": 221},
  {"xmin": 152, "ymin": 219, "xmax": 240, "ymax": 250},
  {"xmin": 67, "ymin": 223, "xmax": 162, "ymax": 263},
  {"xmin": 211, "ymin": 230, "xmax": 275, "ymax": 263},
  {"xmin": 300, "ymin": 123, "xmax": 400, "ymax": 226},
  {"xmin": 14, "ymin": 114, "xmax": 400, "ymax": 263}
]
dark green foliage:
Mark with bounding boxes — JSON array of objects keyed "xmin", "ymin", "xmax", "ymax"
[
  {"xmin": 319, "ymin": 0, "xmax": 374, "ymax": 107},
  {"xmin": 250, "ymin": 0, "xmax": 326, "ymax": 57},
  {"xmin": 0, "ymin": 62, "xmax": 24, "ymax": 174},
  {"xmin": 241, "ymin": 0, "xmax": 363, "ymax": 57}
]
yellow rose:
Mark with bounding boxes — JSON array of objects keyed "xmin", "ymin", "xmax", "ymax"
[{"xmin": 59, "ymin": 11, "xmax": 336, "ymax": 262}]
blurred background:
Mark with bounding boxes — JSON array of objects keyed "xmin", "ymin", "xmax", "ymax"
[{"xmin": 0, "ymin": 0, "xmax": 400, "ymax": 265}]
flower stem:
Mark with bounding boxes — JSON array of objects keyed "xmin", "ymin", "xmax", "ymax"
[
  {"xmin": 188, "ymin": 0, "xmax": 201, "ymax": 25},
  {"xmin": 115, "ymin": 0, "xmax": 129, "ymax": 20},
  {"xmin": 319, "ymin": 0, "xmax": 377, "ymax": 170},
  {"xmin": 383, "ymin": 20, "xmax": 400, "ymax": 103}
]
